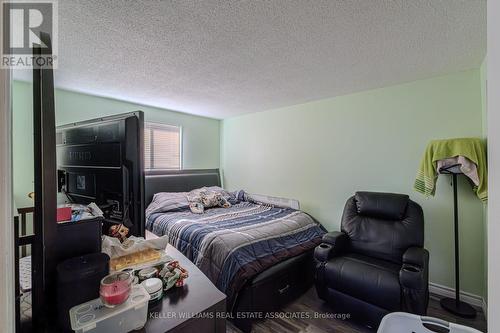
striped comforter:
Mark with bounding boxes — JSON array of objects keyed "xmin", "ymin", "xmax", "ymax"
[{"xmin": 146, "ymin": 193, "xmax": 325, "ymax": 309}]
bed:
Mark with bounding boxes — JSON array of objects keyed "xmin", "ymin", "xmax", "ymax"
[{"xmin": 144, "ymin": 169, "xmax": 325, "ymax": 332}]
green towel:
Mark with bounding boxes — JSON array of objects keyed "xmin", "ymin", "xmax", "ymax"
[{"xmin": 414, "ymin": 138, "xmax": 488, "ymax": 201}]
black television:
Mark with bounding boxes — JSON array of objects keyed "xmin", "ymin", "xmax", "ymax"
[{"xmin": 56, "ymin": 112, "xmax": 145, "ymax": 237}]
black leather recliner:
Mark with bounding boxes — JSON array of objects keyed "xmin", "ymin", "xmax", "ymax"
[{"xmin": 314, "ymin": 191, "xmax": 429, "ymax": 327}]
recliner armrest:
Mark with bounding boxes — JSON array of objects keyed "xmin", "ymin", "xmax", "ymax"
[
  {"xmin": 402, "ymin": 247, "xmax": 429, "ymax": 268},
  {"xmin": 399, "ymin": 247, "xmax": 429, "ymax": 314},
  {"xmin": 322, "ymin": 231, "xmax": 348, "ymax": 246},
  {"xmin": 314, "ymin": 231, "xmax": 348, "ymax": 262},
  {"xmin": 400, "ymin": 247, "xmax": 429, "ymax": 291}
]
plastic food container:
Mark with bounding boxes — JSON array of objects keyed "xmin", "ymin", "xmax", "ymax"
[
  {"xmin": 378, "ymin": 312, "xmax": 483, "ymax": 333},
  {"xmin": 70, "ymin": 284, "xmax": 150, "ymax": 333},
  {"xmin": 138, "ymin": 267, "xmax": 158, "ymax": 281},
  {"xmin": 99, "ymin": 272, "xmax": 132, "ymax": 307},
  {"xmin": 109, "ymin": 248, "xmax": 162, "ymax": 271},
  {"xmin": 141, "ymin": 278, "xmax": 163, "ymax": 302}
]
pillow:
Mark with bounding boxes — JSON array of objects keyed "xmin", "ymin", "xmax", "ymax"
[{"xmin": 145, "ymin": 191, "xmax": 189, "ymax": 217}]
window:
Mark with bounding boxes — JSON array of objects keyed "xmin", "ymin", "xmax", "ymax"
[{"xmin": 144, "ymin": 122, "xmax": 181, "ymax": 170}]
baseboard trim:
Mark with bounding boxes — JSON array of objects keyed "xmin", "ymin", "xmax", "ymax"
[{"xmin": 429, "ymin": 282, "xmax": 487, "ymax": 316}]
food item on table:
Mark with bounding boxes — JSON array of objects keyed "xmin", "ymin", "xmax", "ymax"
[{"xmin": 109, "ymin": 248, "xmax": 162, "ymax": 271}]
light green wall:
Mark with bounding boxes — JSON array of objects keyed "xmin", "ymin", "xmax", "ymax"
[
  {"xmin": 481, "ymin": 59, "xmax": 488, "ymax": 137},
  {"xmin": 222, "ymin": 69, "xmax": 485, "ymax": 297},
  {"xmin": 12, "ymin": 80, "xmax": 220, "ymax": 208}
]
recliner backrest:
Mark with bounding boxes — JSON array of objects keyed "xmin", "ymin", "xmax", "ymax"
[{"xmin": 341, "ymin": 191, "xmax": 424, "ymax": 264}]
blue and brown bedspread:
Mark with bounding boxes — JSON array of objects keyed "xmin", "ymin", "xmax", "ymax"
[{"xmin": 145, "ymin": 189, "xmax": 325, "ymax": 309}]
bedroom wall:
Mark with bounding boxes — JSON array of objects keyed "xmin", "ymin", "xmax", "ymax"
[
  {"xmin": 221, "ymin": 69, "xmax": 486, "ymax": 297},
  {"xmin": 12, "ymin": 80, "xmax": 220, "ymax": 208}
]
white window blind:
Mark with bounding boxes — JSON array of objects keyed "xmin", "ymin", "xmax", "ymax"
[{"xmin": 144, "ymin": 123, "xmax": 181, "ymax": 170}]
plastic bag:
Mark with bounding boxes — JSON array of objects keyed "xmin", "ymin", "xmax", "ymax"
[{"xmin": 101, "ymin": 235, "xmax": 170, "ymax": 259}]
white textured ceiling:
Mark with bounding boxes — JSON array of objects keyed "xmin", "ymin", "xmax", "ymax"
[{"xmin": 14, "ymin": 0, "xmax": 486, "ymax": 119}]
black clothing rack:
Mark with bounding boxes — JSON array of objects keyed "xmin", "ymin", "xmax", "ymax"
[{"xmin": 438, "ymin": 164, "xmax": 477, "ymax": 318}]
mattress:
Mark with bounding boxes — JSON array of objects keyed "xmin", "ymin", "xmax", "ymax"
[{"xmin": 146, "ymin": 191, "xmax": 325, "ymax": 309}]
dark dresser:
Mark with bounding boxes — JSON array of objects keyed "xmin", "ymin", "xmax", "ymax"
[{"xmin": 141, "ymin": 231, "xmax": 226, "ymax": 333}]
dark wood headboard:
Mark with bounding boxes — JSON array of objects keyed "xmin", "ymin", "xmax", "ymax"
[{"xmin": 144, "ymin": 169, "xmax": 221, "ymax": 205}]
